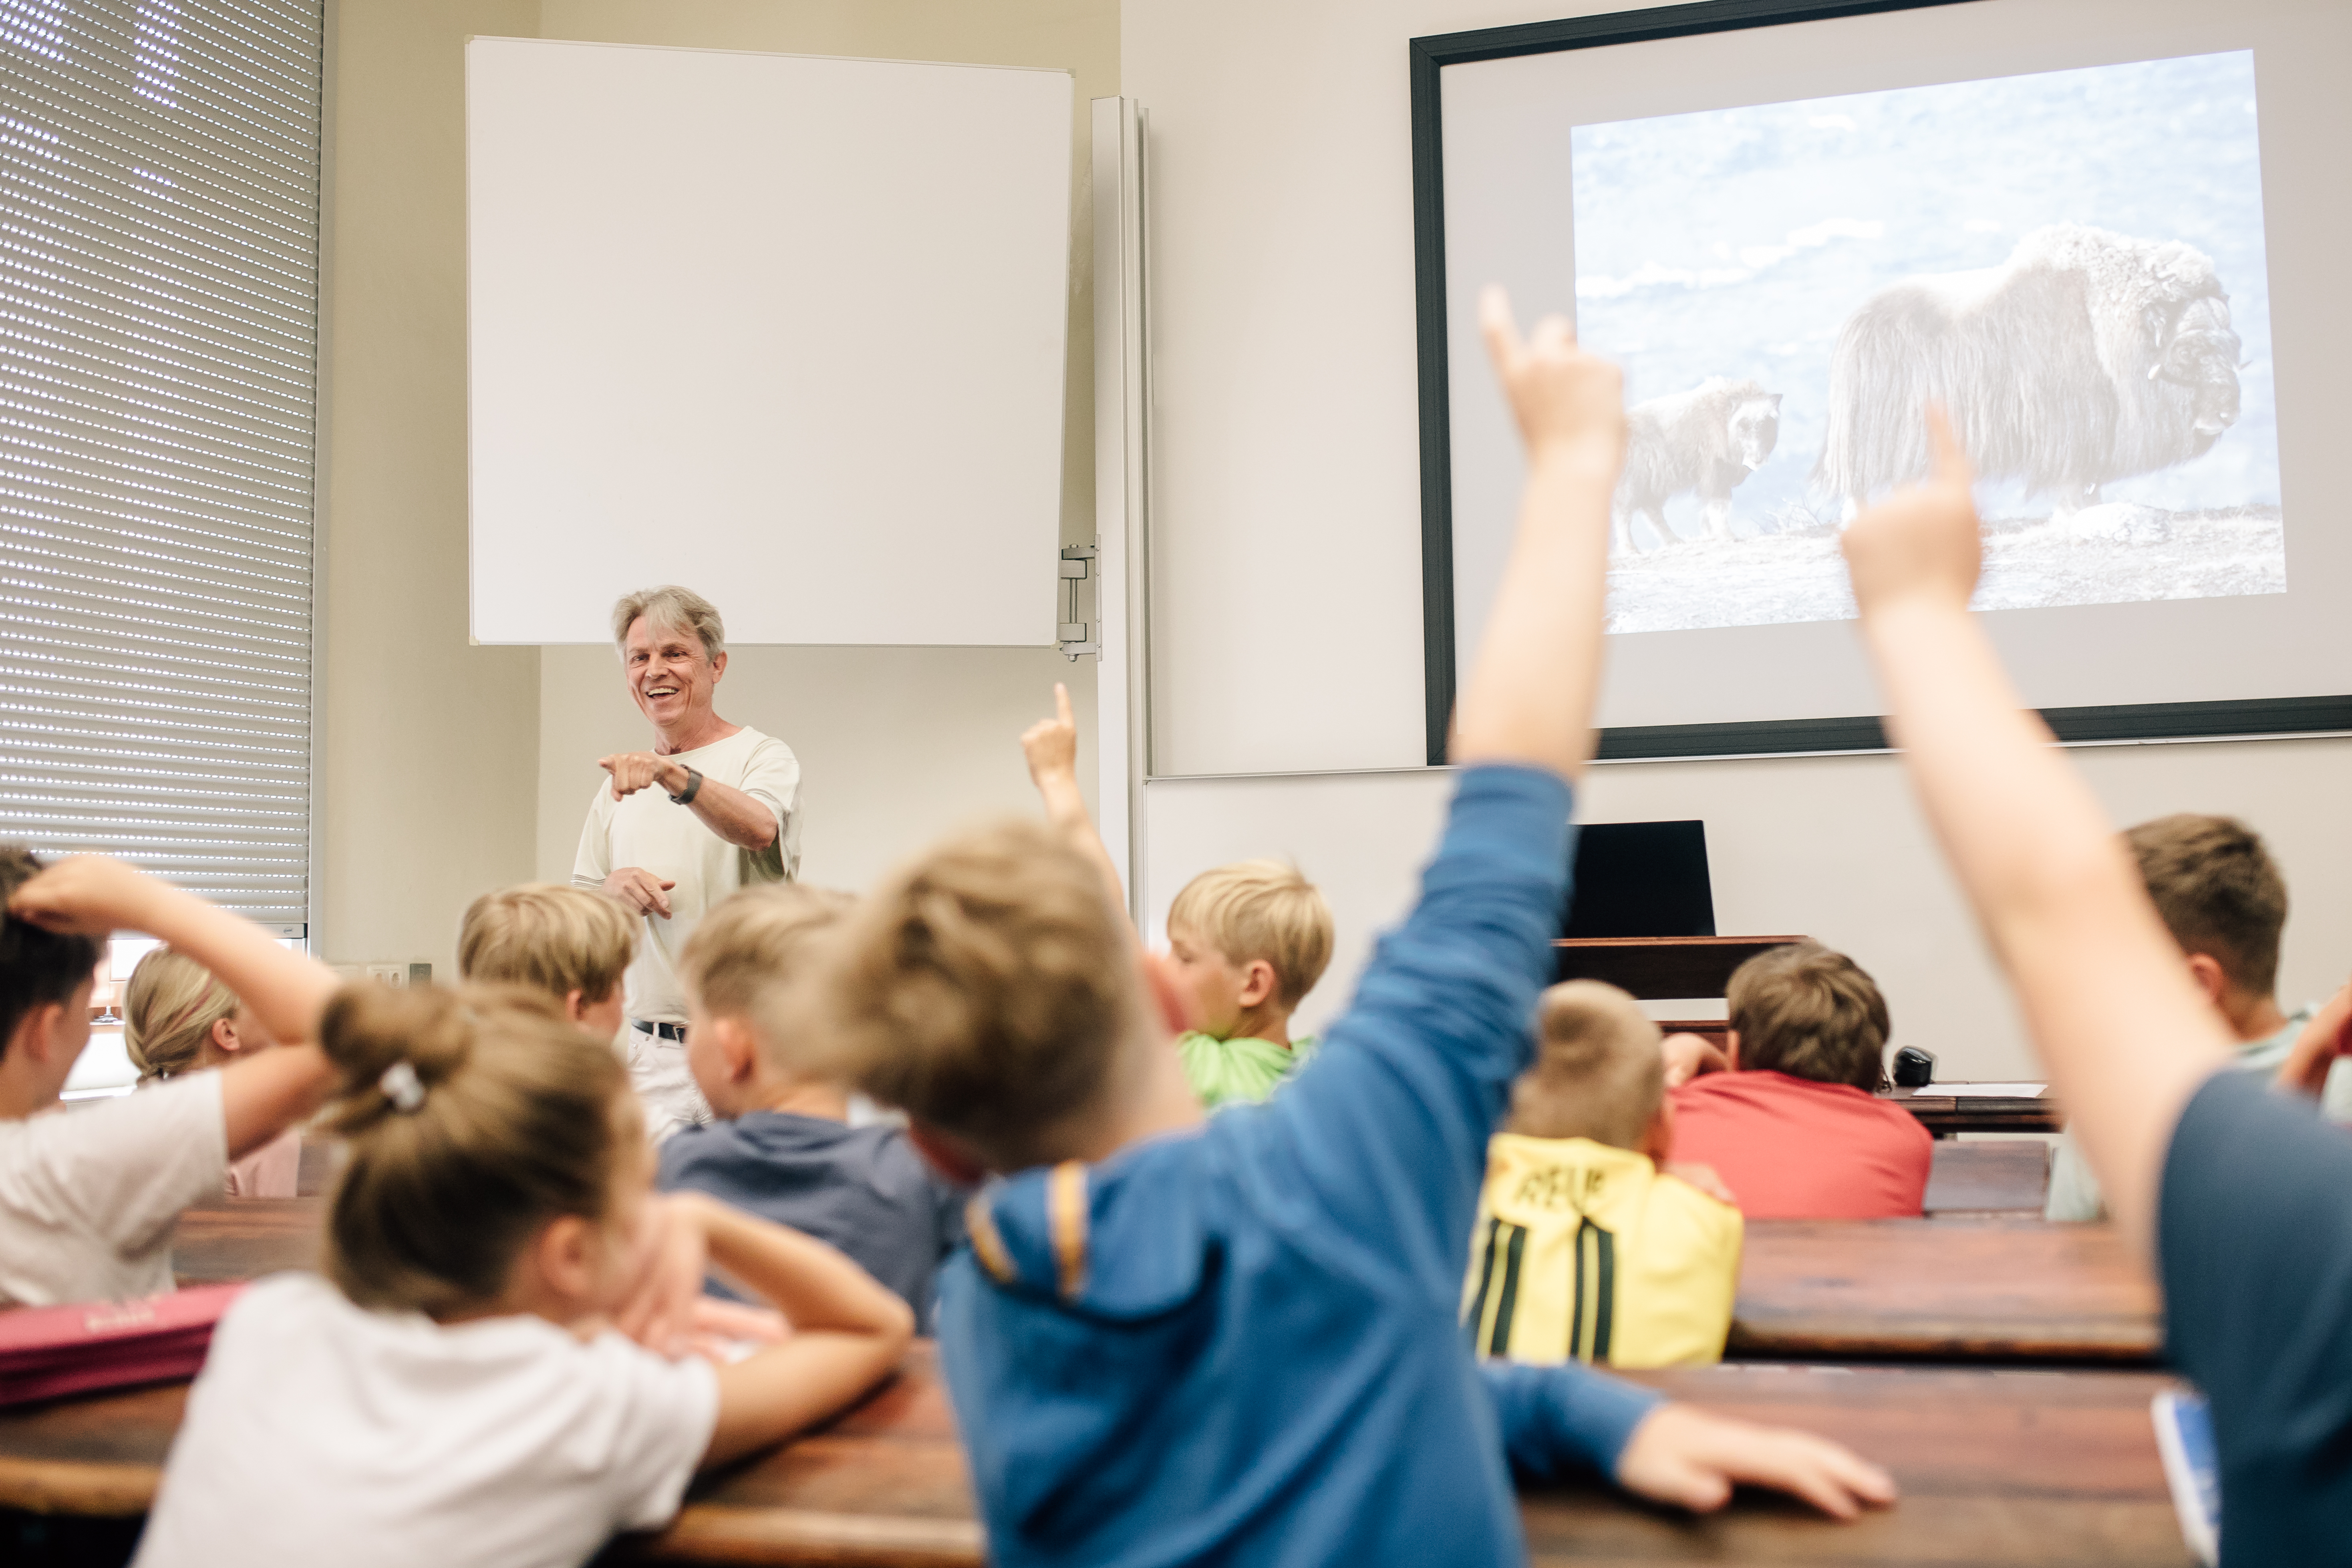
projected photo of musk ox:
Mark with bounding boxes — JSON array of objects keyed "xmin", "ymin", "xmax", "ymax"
[
  {"xmin": 1818, "ymin": 225, "xmax": 2242, "ymax": 520},
  {"xmin": 1561, "ymin": 50, "xmax": 2286, "ymax": 636},
  {"xmin": 1613, "ymin": 378, "xmax": 1783, "ymax": 555}
]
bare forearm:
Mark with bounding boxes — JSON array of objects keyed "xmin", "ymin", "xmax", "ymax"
[
  {"xmin": 1037, "ymin": 770, "xmax": 1127, "ymax": 915},
  {"xmin": 1865, "ymin": 601, "xmax": 2227, "ymax": 1246},
  {"xmin": 697, "ymin": 1196, "xmax": 914, "ymax": 1339},
  {"xmin": 682, "ymin": 776, "xmax": 780, "ymax": 851},
  {"xmin": 1452, "ymin": 448, "xmax": 1614, "ymax": 779}
]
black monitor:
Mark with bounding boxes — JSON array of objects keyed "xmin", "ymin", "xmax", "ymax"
[{"xmin": 1561, "ymin": 821, "xmax": 1715, "ymax": 939}]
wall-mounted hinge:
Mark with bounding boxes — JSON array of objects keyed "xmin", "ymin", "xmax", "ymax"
[{"xmin": 1059, "ymin": 544, "xmax": 1100, "ymax": 660}]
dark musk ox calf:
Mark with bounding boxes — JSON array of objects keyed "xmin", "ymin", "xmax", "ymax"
[
  {"xmin": 1611, "ymin": 377, "xmax": 1783, "ymax": 555},
  {"xmin": 1816, "ymin": 223, "xmax": 2242, "ymax": 520}
]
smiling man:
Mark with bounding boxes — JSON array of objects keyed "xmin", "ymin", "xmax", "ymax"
[{"xmin": 572, "ymin": 586, "xmax": 803, "ymax": 1141}]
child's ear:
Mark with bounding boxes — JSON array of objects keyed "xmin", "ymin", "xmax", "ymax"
[
  {"xmin": 209, "ymin": 1015, "xmax": 243, "ymax": 1056},
  {"xmin": 713, "ymin": 1016, "xmax": 759, "ymax": 1085},
  {"xmin": 1237, "ymin": 959, "xmax": 1279, "ymax": 1010},
  {"xmin": 908, "ymin": 1122, "xmax": 989, "ymax": 1187},
  {"xmin": 1140, "ymin": 950, "xmax": 1199, "ymax": 1038},
  {"xmin": 533, "ymin": 1213, "xmax": 598, "ymax": 1307},
  {"xmin": 2183, "ymin": 953, "xmax": 2230, "ymax": 1010},
  {"xmin": 562, "ymin": 988, "xmax": 589, "ymax": 1023}
]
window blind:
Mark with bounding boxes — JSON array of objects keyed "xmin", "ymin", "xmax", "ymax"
[{"xmin": 0, "ymin": 0, "xmax": 322, "ymax": 934}]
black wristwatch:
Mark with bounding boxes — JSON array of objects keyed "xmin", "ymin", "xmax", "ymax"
[{"xmin": 667, "ymin": 766, "xmax": 705, "ymax": 806}]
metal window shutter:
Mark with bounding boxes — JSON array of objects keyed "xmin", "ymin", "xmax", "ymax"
[{"xmin": 0, "ymin": 0, "xmax": 322, "ymax": 935}]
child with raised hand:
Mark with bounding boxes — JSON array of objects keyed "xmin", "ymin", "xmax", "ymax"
[
  {"xmin": 123, "ymin": 947, "xmax": 303, "ymax": 1198},
  {"xmin": 0, "ymin": 849, "xmax": 340, "ymax": 1305},
  {"xmin": 820, "ymin": 289, "xmax": 1894, "ymax": 1565},
  {"xmin": 132, "ymin": 982, "xmax": 913, "ymax": 1568},
  {"xmin": 1841, "ymin": 411, "xmax": 2352, "ymax": 1558}
]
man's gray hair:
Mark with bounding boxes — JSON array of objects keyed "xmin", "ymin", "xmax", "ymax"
[{"xmin": 611, "ymin": 586, "xmax": 725, "ymax": 661}]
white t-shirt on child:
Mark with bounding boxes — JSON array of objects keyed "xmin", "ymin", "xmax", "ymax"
[
  {"xmin": 0, "ymin": 1073, "xmax": 226, "ymax": 1308},
  {"xmin": 133, "ymin": 1273, "xmax": 720, "ymax": 1568}
]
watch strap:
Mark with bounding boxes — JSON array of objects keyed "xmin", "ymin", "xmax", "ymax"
[{"xmin": 668, "ymin": 766, "xmax": 704, "ymax": 806}]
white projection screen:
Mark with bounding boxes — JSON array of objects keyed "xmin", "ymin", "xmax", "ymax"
[
  {"xmin": 466, "ymin": 38, "xmax": 1072, "ymax": 646},
  {"xmin": 1414, "ymin": 0, "xmax": 2352, "ymax": 758}
]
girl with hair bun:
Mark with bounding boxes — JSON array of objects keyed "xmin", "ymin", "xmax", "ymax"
[
  {"xmin": 133, "ymin": 980, "xmax": 914, "ymax": 1568},
  {"xmin": 123, "ymin": 947, "xmax": 301, "ymax": 1197}
]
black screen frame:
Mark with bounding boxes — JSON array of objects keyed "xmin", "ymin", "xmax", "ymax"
[{"xmin": 1409, "ymin": 0, "xmax": 2352, "ymax": 764}]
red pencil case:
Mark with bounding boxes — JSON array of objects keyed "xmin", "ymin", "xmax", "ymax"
[{"xmin": 0, "ymin": 1283, "xmax": 245, "ymax": 1407}]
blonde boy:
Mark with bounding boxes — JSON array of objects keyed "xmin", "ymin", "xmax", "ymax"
[
  {"xmin": 660, "ymin": 885, "xmax": 961, "ymax": 1322},
  {"xmin": 814, "ymin": 292, "xmax": 1891, "ymax": 1567},
  {"xmin": 1165, "ymin": 862, "xmax": 1333, "ymax": 1107},
  {"xmin": 1466, "ymin": 983, "xmax": 1741, "ymax": 1369},
  {"xmin": 456, "ymin": 883, "xmax": 634, "ymax": 1044}
]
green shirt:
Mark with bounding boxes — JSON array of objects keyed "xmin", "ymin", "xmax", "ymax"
[{"xmin": 1178, "ymin": 1031, "xmax": 1317, "ymax": 1109}]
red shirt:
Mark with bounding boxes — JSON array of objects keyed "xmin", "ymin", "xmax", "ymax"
[{"xmin": 1668, "ymin": 1070, "xmax": 1934, "ymax": 1219}]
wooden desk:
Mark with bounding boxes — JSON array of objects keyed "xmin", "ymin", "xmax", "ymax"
[
  {"xmin": 171, "ymin": 1198, "xmax": 321, "ymax": 1287},
  {"xmin": 1923, "ymin": 1140, "xmax": 2050, "ymax": 1216},
  {"xmin": 0, "ymin": 1348, "xmax": 2191, "ymax": 1566},
  {"xmin": 1553, "ymin": 936, "xmax": 1804, "ymax": 999},
  {"xmin": 1887, "ymin": 1086, "xmax": 2061, "ymax": 1137},
  {"xmin": 1730, "ymin": 1218, "xmax": 2160, "ymax": 1364}
]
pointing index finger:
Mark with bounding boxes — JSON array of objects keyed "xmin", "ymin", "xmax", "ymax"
[
  {"xmin": 1054, "ymin": 681, "xmax": 1073, "ymax": 729},
  {"xmin": 1925, "ymin": 403, "xmax": 1973, "ymax": 489},
  {"xmin": 1479, "ymin": 285, "xmax": 1520, "ymax": 371}
]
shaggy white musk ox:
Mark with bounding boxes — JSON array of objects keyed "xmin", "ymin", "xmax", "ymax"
[
  {"xmin": 1611, "ymin": 378, "xmax": 1783, "ymax": 554},
  {"xmin": 1816, "ymin": 224, "xmax": 2242, "ymax": 519}
]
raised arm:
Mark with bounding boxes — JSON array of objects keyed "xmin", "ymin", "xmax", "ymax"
[
  {"xmin": 1841, "ymin": 413, "xmax": 2231, "ymax": 1252},
  {"xmin": 1021, "ymin": 682, "xmax": 1127, "ymax": 917},
  {"xmin": 1449, "ymin": 288, "xmax": 1624, "ymax": 780},
  {"xmin": 1232, "ymin": 290, "xmax": 1621, "ymax": 1278},
  {"xmin": 7, "ymin": 855, "xmax": 339, "ymax": 1155}
]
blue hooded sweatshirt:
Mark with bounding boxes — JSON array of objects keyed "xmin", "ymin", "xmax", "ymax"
[{"xmin": 939, "ymin": 765, "xmax": 1662, "ymax": 1566}]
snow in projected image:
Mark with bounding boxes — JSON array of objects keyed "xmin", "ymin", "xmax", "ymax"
[{"xmin": 1571, "ymin": 52, "xmax": 2284, "ymax": 635}]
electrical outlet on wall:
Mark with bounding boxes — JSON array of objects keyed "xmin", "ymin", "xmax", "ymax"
[{"xmin": 364, "ymin": 963, "xmax": 407, "ymax": 988}]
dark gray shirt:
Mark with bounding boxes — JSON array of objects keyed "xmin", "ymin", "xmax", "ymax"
[
  {"xmin": 657, "ymin": 1111, "xmax": 964, "ymax": 1324},
  {"xmin": 2160, "ymin": 1069, "xmax": 2352, "ymax": 1563}
]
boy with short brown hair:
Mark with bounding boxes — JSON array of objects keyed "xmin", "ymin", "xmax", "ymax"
[
  {"xmin": 456, "ymin": 882, "xmax": 635, "ymax": 1041},
  {"xmin": 1665, "ymin": 942, "xmax": 1932, "ymax": 1219},
  {"xmin": 814, "ymin": 292, "xmax": 1892, "ymax": 1566},
  {"xmin": 660, "ymin": 883, "xmax": 961, "ymax": 1322},
  {"xmin": 2046, "ymin": 812, "xmax": 2344, "ymax": 1220},
  {"xmin": 1164, "ymin": 860, "xmax": 1334, "ymax": 1107},
  {"xmin": 1466, "ymin": 982, "xmax": 1741, "ymax": 1369}
]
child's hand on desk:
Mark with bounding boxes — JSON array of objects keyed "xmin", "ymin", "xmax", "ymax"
[
  {"xmin": 1839, "ymin": 407, "xmax": 1981, "ymax": 619},
  {"xmin": 1616, "ymin": 1403, "xmax": 1897, "ymax": 1520},
  {"xmin": 2276, "ymin": 981, "xmax": 2352, "ymax": 1101}
]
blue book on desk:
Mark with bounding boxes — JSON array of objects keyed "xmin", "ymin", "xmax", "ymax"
[{"xmin": 2152, "ymin": 1387, "xmax": 2219, "ymax": 1567}]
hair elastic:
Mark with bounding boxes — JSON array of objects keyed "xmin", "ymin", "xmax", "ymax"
[{"xmin": 378, "ymin": 1060, "xmax": 426, "ymax": 1113}]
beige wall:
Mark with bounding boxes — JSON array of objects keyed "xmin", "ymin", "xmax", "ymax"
[
  {"xmin": 317, "ymin": 0, "xmax": 544, "ymax": 978},
  {"xmin": 1124, "ymin": 0, "xmax": 2352, "ymax": 1079},
  {"xmin": 527, "ymin": 0, "xmax": 1117, "ymax": 892},
  {"xmin": 318, "ymin": 0, "xmax": 1115, "ymax": 969}
]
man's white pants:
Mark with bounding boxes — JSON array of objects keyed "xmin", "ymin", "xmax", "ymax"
[{"xmin": 625, "ymin": 1027, "xmax": 713, "ymax": 1144}]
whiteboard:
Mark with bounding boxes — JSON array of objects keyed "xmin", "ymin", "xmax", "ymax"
[{"xmin": 465, "ymin": 38, "xmax": 1072, "ymax": 645}]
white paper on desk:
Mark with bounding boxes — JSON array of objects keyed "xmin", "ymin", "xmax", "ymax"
[{"xmin": 1935, "ymin": 1082, "xmax": 2048, "ymax": 1098}]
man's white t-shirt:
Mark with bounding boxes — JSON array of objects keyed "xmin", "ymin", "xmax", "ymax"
[
  {"xmin": 572, "ymin": 726, "xmax": 801, "ymax": 1025},
  {"xmin": 0, "ymin": 1073, "xmax": 226, "ymax": 1308},
  {"xmin": 133, "ymin": 1273, "xmax": 720, "ymax": 1568}
]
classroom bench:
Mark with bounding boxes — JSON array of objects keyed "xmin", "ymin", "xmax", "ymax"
[
  {"xmin": 0, "ymin": 1344, "xmax": 2190, "ymax": 1566},
  {"xmin": 1729, "ymin": 1218, "xmax": 2161, "ymax": 1364}
]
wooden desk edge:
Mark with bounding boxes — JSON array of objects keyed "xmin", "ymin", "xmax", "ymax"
[
  {"xmin": 636, "ymin": 1506, "xmax": 986, "ymax": 1567},
  {"xmin": 0, "ymin": 1455, "xmax": 156, "ymax": 1517}
]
